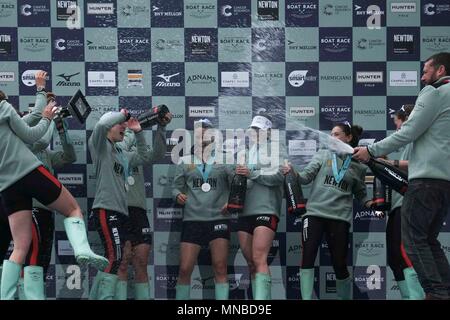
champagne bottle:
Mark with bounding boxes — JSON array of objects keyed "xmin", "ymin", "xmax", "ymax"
[
  {"xmin": 227, "ymin": 174, "xmax": 247, "ymax": 214},
  {"xmin": 372, "ymin": 178, "xmax": 391, "ymax": 212},
  {"xmin": 284, "ymin": 167, "xmax": 306, "ymax": 217},
  {"xmin": 137, "ymin": 104, "xmax": 170, "ymax": 129},
  {"xmin": 366, "ymin": 157, "xmax": 408, "ymax": 195}
]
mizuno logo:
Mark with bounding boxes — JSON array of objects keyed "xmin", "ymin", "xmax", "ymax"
[
  {"xmin": 157, "ymin": 73, "xmax": 180, "ymax": 82},
  {"xmin": 57, "ymin": 72, "xmax": 80, "ymax": 81}
]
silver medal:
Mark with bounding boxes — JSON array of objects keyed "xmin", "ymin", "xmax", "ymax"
[
  {"xmin": 201, "ymin": 183, "xmax": 211, "ymax": 192},
  {"xmin": 127, "ymin": 176, "xmax": 135, "ymax": 186}
]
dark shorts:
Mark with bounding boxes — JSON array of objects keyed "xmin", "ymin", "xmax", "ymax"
[
  {"xmin": 236, "ymin": 214, "xmax": 279, "ymax": 234},
  {"xmin": 1, "ymin": 166, "xmax": 62, "ymax": 216},
  {"xmin": 128, "ymin": 206, "xmax": 152, "ymax": 246},
  {"xmin": 180, "ymin": 220, "xmax": 230, "ymax": 247}
]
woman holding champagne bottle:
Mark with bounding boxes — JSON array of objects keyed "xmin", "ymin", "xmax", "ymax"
[{"xmin": 283, "ymin": 122, "xmax": 372, "ymax": 300}]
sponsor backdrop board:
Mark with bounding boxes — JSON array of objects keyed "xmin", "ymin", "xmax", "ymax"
[{"xmin": 1, "ymin": 0, "xmax": 450, "ymax": 300}]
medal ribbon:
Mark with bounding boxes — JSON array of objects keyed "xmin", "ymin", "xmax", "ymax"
[
  {"xmin": 331, "ymin": 153, "xmax": 351, "ymax": 183},
  {"xmin": 195, "ymin": 151, "xmax": 216, "ymax": 184}
]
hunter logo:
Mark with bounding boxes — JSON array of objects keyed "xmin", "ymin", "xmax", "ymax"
[
  {"xmin": 0, "ymin": 72, "xmax": 14, "ymax": 82},
  {"xmin": 290, "ymin": 106, "xmax": 315, "ymax": 117},
  {"xmin": 356, "ymin": 72, "xmax": 383, "ymax": 83},
  {"xmin": 86, "ymin": 3, "xmax": 114, "ymax": 15},
  {"xmin": 189, "ymin": 106, "xmax": 215, "ymax": 117},
  {"xmin": 156, "ymin": 208, "xmax": 182, "ymax": 219},
  {"xmin": 57, "ymin": 173, "xmax": 84, "ymax": 185},
  {"xmin": 390, "ymin": 3, "xmax": 416, "ymax": 13}
]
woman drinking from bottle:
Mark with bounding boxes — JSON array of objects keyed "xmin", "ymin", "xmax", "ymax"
[{"xmin": 88, "ymin": 108, "xmax": 165, "ymax": 300}]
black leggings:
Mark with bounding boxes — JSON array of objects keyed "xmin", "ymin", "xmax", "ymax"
[
  {"xmin": 386, "ymin": 207, "xmax": 411, "ymax": 281},
  {"xmin": 301, "ymin": 216, "xmax": 350, "ymax": 279},
  {"xmin": 24, "ymin": 208, "xmax": 55, "ymax": 275},
  {"xmin": 90, "ymin": 209, "xmax": 130, "ymax": 275}
]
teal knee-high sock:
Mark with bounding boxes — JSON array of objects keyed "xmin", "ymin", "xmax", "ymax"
[
  {"xmin": 215, "ymin": 282, "xmax": 229, "ymax": 300},
  {"xmin": 300, "ymin": 268, "xmax": 314, "ymax": 300},
  {"xmin": 254, "ymin": 273, "xmax": 271, "ymax": 300}
]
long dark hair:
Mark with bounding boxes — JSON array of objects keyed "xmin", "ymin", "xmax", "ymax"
[
  {"xmin": 395, "ymin": 104, "xmax": 414, "ymax": 122},
  {"xmin": 333, "ymin": 122, "xmax": 363, "ymax": 148}
]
